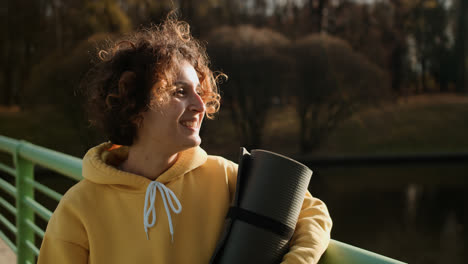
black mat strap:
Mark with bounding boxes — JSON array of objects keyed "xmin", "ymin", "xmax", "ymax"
[{"xmin": 227, "ymin": 206, "xmax": 294, "ymax": 239}]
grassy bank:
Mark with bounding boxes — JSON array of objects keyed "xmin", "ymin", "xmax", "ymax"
[
  {"xmin": 0, "ymin": 105, "xmax": 101, "ymax": 157},
  {"xmin": 261, "ymin": 94, "xmax": 468, "ymax": 156},
  {"xmin": 319, "ymin": 94, "xmax": 468, "ymax": 155}
]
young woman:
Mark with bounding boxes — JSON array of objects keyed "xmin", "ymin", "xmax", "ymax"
[{"xmin": 38, "ymin": 16, "xmax": 332, "ymax": 264}]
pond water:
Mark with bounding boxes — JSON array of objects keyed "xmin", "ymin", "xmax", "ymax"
[{"xmin": 310, "ymin": 173, "xmax": 468, "ymax": 264}]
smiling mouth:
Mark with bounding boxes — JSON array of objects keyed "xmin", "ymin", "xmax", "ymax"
[{"xmin": 180, "ymin": 120, "xmax": 198, "ymax": 129}]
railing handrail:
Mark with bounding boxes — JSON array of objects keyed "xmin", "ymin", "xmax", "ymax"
[
  {"xmin": 0, "ymin": 135, "xmax": 82, "ymax": 181},
  {"xmin": 0, "ymin": 135, "xmax": 406, "ymax": 264},
  {"xmin": 320, "ymin": 239, "xmax": 406, "ymax": 264},
  {"xmin": 0, "ymin": 135, "xmax": 19, "ymax": 155}
]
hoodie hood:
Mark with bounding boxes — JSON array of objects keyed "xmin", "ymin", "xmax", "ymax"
[{"xmin": 82, "ymin": 142, "xmax": 208, "ymax": 192}]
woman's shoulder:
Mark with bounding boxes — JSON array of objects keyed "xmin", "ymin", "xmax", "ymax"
[
  {"xmin": 57, "ymin": 179, "xmax": 102, "ymax": 209},
  {"xmin": 205, "ymin": 154, "xmax": 238, "ymax": 170}
]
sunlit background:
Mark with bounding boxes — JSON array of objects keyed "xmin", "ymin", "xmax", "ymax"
[{"xmin": 1, "ymin": 0, "xmax": 467, "ymax": 263}]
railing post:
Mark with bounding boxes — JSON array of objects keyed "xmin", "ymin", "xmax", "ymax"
[{"xmin": 14, "ymin": 142, "xmax": 35, "ymax": 264}]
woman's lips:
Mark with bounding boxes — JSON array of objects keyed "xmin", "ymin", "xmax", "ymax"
[{"xmin": 180, "ymin": 120, "xmax": 198, "ymax": 130}]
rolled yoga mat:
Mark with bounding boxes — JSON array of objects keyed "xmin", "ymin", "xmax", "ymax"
[{"xmin": 210, "ymin": 148, "xmax": 313, "ymax": 264}]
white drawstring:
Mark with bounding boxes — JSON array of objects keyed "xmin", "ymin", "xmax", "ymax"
[{"xmin": 143, "ymin": 181, "xmax": 182, "ymax": 242}]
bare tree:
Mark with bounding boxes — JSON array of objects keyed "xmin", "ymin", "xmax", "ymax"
[
  {"xmin": 289, "ymin": 34, "xmax": 391, "ymax": 153},
  {"xmin": 2, "ymin": 0, "xmax": 43, "ymax": 106},
  {"xmin": 207, "ymin": 25, "xmax": 290, "ymax": 149},
  {"xmin": 454, "ymin": 0, "xmax": 468, "ymax": 93}
]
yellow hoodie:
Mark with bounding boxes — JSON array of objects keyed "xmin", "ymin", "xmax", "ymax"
[{"xmin": 38, "ymin": 142, "xmax": 332, "ymax": 264}]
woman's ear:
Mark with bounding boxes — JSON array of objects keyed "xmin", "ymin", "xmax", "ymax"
[
  {"xmin": 119, "ymin": 71, "xmax": 142, "ymax": 129},
  {"xmin": 118, "ymin": 71, "xmax": 137, "ymax": 95},
  {"xmin": 106, "ymin": 71, "xmax": 137, "ymax": 108},
  {"xmin": 132, "ymin": 115, "xmax": 144, "ymax": 129}
]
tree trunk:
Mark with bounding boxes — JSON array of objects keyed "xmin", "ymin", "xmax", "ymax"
[
  {"xmin": 308, "ymin": 0, "xmax": 328, "ymax": 33},
  {"xmin": 3, "ymin": 67, "xmax": 13, "ymax": 106},
  {"xmin": 299, "ymin": 104, "xmax": 309, "ymax": 154},
  {"xmin": 390, "ymin": 44, "xmax": 404, "ymax": 94},
  {"xmin": 180, "ymin": 0, "xmax": 194, "ymax": 22},
  {"xmin": 455, "ymin": 0, "xmax": 467, "ymax": 94},
  {"xmin": 2, "ymin": 0, "xmax": 12, "ymax": 106},
  {"xmin": 421, "ymin": 56, "xmax": 427, "ymax": 93},
  {"xmin": 53, "ymin": 0, "xmax": 63, "ymax": 52},
  {"xmin": 317, "ymin": 0, "xmax": 327, "ymax": 33}
]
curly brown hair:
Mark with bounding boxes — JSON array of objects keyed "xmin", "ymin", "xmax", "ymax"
[{"xmin": 84, "ymin": 15, "xmax": 221, "ymax": 146}]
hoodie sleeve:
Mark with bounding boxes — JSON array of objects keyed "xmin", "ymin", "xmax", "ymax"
[
  {"xmin": 225, "ymin": 157, "xmax": 332, "ymax": 263},
  {"xmin": 38, "ymin": 191, "xmax": 89, "ymax": 264},
  {"xmin": 226, "ymin": 160, "xmax": 238, "ymax": 203},
  {"xmin": 280, "ymin": 191, "xmax": 332, "ymax": 264},
  {"xmin": 38, "ymin": 236, "xmax": 88, "ymax": 264}
]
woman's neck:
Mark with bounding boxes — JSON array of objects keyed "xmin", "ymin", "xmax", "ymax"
[{"xmin": 119, "ymin": 141, "xmax": 179, "ymax": 181}]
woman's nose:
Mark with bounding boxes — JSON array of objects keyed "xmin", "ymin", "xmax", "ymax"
[{"xmin": 189, "ymin": 92, "xmax": 206, "ymax": 113}]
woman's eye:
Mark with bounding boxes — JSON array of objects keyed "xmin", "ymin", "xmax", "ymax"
[{"xmin": 173, "ymin": 89, "xmax": 185, "ymax": 96}]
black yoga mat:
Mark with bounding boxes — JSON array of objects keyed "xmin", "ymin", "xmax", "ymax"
[{"xmin": 210, "ymin": 148, "xmax": 313, "ymax": 264}]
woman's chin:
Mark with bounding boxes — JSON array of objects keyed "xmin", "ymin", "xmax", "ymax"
[
  {"xmin": 191, "ymin": 136, "xmax": 202, "ymax": 147},
  {"xmin": 178, "ymin": 136, "xmax": 202, "ymax": 150}
]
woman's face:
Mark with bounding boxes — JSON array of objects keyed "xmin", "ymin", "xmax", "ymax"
[{"xmin": 136, "ymin": 61, "xmax": 206, "ymax": 153}]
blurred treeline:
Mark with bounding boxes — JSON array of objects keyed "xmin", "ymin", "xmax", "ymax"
[{"xmin": 1, "ymin": 0, "xmax": 467, "ymax": 154}]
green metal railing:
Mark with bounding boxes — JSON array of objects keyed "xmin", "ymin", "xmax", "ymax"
[
  {"xmin": 0, "ymin": 135, "xmax": 406, "ymax": 264},
  {"xmin": 0, "ymin": 135, "xmax": 82, "ymax": 264}
]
